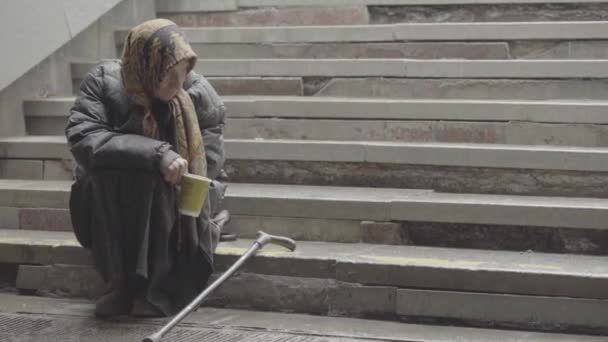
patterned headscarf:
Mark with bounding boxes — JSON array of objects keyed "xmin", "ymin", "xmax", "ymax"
[{"xmin": 121, "ymin": 19, "xmax": 207, "ymax": 177}]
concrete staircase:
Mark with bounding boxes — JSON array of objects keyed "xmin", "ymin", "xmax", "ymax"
[{"xmin": 1, "ymin": 0, "xmax": 608, "ymax": 338}]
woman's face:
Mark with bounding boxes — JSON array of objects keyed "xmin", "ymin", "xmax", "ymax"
[{"xmin": 153, "ymin": 60, "xmax": 189, "ymax": 102}]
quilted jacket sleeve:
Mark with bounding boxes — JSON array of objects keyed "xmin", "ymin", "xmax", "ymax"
[
  {"xmin": 65, "ymin": 64, "xmax": 173, "ymax": 171},
  {"xmin": 186, "ymin": 72, "xmax": 226, "ymax": 180}
]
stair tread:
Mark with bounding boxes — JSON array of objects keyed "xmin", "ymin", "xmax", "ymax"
[
  {"xmin": 2, "ymin": 228, "xmax": 608, "ymax": 277},
  {"xmin": 115, "ymin": 21, "xmax": 608, "ymax": 43},
  {"xmin": 3, "ymin": 179, "xmax": 608, "ymax": 229},
  {"xmin": 4, "ymin": 135, "xmax": 608, "ymax": 172},
  {"xmin": 1, "ymin": 294, "xmax": 603, "ymax": 342},
  {"xmin": 2, "ymin": 178, "xmax": 608, "ymax": 210},
  {"xmin": 7, "ymin": 134, "xmax": 608, "ymax": 151}
]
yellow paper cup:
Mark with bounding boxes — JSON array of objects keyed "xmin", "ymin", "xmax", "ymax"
[{"xmin": 178, "ymin": 174, "xmax": 211, "ymax": 217}]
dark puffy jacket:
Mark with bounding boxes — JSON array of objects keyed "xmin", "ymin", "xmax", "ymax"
[{"xmin": 66, "ymin": 60, "xmax": 226, "ymax": 179}]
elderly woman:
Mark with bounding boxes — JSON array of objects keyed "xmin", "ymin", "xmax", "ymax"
[{"xmin": 65, "ymin": 19, "xmax": 232, "ymax": 318}]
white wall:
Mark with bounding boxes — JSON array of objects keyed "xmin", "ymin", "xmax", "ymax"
[{"xmin": 0, "ymin": 0, "xmax": 156, "ymax": 137}]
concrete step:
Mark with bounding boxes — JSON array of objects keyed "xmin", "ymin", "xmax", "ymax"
[
  {"xmin": 160, "ymin": 5, "xmax": 370, "ymax": 27},
  {"xmin": 156, "ymin": 1, "xmax": 608, "ymax": 25},
  {"xmin": 184, "ymin": 42, "xmax": 514, "ymax": 60},
  {"xmin": 72, "ymin": 76, "xmax": 303, "ymax": 97},
  {"xmin": 157, "ymin": 0, "xmax": 608, "ymax": 13},
  {"xmin": 1, "ymin": 295, "xmax": 603, "ymax": 342},
  {"xmin": 74, "ymin": 59, "xmax": 608, "ymax": 78},
  {"xmin": 4, "ymin": 135, "xmax": 608, "ymax": 197},
  {"xmin": 1, "ymin": 180, "xmax": 608, "ymax": 254},
  {"xmin": 72, "ymin": 60, "xmax": 608, "ymax": 99},
  {"xmin": 23, "ymin": 96, "xmax": 608, "ymax": 147},
  {"xmin": 131, "ymin": 22, "xmax": 608, "ymax": 43},
  {"xmin": 4, "ymin": 229, "xmax": 608, "ymax": 333},
  {"xmin": 116, "ymin": 22, "xmax": 608, "ymax": 59},
  {"xmin": 313, "ymin": 77, "xmax": 608, "ymax": 100}
]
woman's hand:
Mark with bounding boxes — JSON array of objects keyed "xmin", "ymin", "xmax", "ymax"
[{"xmin": 161, "ymin": 156, "xmax": 189, "ymax": 184}]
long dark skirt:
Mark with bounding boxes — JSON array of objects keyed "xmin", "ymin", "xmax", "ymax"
[{"xmin": 69, "ymin": 168, "xmax": 221, "ymax": 315}]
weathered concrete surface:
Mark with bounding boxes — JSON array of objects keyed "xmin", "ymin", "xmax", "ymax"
[
  {"xmin": 329, "ymin": 284, "xmax": 396, "ymax": 317},
  {"xmin": 115, "ymin": 22, "xmax": 608, "ymax": 44},
  {"xmin": 73, "ymin": 76, "xmax": 304, "ymax": 96},
  {"xmin": 239, "ymin": 0, "xmax": 608, "ymax": 6},
  {"xmin": 0, "ymin": 310, "xmax": 416, "ymax": 342},
  {"xmin": 0, "ymin": 207, "xmax": 19, "ymax": 230},
  {"xmin": 0, "ymin": 180, "xmax": 71, "ymax": 208},
  {"xmin": 316, "ymin": 78, "xmax": 608, "ymax": 100},
  {"xmin": 17, "ymin": 264, "xmax": 104, "ymax": 299},
  {"xmin": 156, "ymin": 0, "xmax": 237, "ymax": 13},
  {"xmin": 0, "ymin": 294, "xmax": 604, "ymax": 342},
  {"xmin": 400, "ymin": 221, "xmax": 608, "ymax": 255},
  {"xmin": 225, "ymin": 119, "xmax": 608, "ymax": 147},
  {"xmin": 0, "ymin": 136, "xmax": 69, "ymax": 159},
  {"xmin": 160, "ymin": 6, "xmax": 369, "ymax": 27},
  {"xmin": 0, "ymin": 159, "xmax": 73, "ymax": 181},
  {"xmin": 25, "ymin": 117, "xmax": 67, "ymax": 136},
  {"xmin": 6, "ymin": 181, "xmax": 608, "ymax": 230},
  {"xmin": 510, "ymin": 40, "xmax": 608, "ymax": 59},
  {"xmin": 18, "ymin": 208, "xmax": 72, "ymax": 232},
  {"xmin": 226, "ymin": 215, "xmax": 362, "ymax": 242},
  {"xmin": 370, "ymin": 3, "xmax": 608, "ymax": 23},
  {"xmin": 25, "ymin": 96, "xmax": 608, "ymax": 124},
  {"xmin": 361, "ymin": 221, "xmax": 408, "ymax": 245},
  {"xmin": 10, "ymin": 263, "xmax": 608, "ymax": 332},
  {"xmin": 214, "ymin": 156, "xmax": 605, "ymax": 197},
  {"xmin": 224, "ymin": 139, "xmax": 608, "ymax": 172},
  {"xmin": 43, "ymin": 159, "xmax": 75, "ymax": 180},
  {"xmin": 5, "ymin": 230, "xmax": 608, "ymax": 299},
  {"xmin": 190, "ymin": 42, "xmax": 510, "ymax": 59},
  {"xmin": 209, "ymin": 77, "xmax": 305, "ymax": 96},
  {"xmin": 206, "ymin": 273, "xmax": 334, "ymax": 314},
  {"xmin": 1, "ymin": 207, "xmax": 606, "ymax": 254},
  {"xmin": 193, "ymin": 59, "xmax": 608, "ymax": 78},
  {"xmin": 396, "ymin": 289, "xmax": 608, "ymax": 331},
  {"xmin": 0, "ymin": 160, "xmax": 43, "ymax": 180}
]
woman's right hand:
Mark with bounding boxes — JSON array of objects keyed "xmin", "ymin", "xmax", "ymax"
[{"xmin": 161, "ymin": 156, "xmax": 189, "ymax": 184}]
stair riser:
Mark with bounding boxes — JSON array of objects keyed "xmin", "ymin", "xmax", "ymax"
[
  {"xmin": 8, "ymin": 240, "xmax": 608, "ymax": 299},
  {"xmin": 189, "ymin": 42, "xmax": 511, "ymax": 59},
  {"xmin": 227, "ymin": 160, "xmax": 608, "ymax": 198},
  {"xmin": 158, "ymin": 3, "xmax": 608, "ymax": 27},
  {"xmin": 369, "ymin": 3, "xmax": 608, "ymax": 23},
  {"xmin": 159, "ymin": 5, "xmax": 370, "ymax": 27},
  {"xmin": 0, "ymin": 159, "xmax": 73, "ymax": 181},
  {"xmin": 73, "ymin": 60, "xmax": 608, "ymax": 79},
  {"xmin": 26, "ymin": 117, "xmax": 608, "ymax": 147},
  {"xmin": 186, "ymin": 41, "xmax": 608, "ymax": 60},
  {"xmin": 3, "ymin": 155, "xmax": 608, "ymax": 197},
  {"xmin": 15, "ymin": 265, "xmax": 608, "ymax": 334},
  {"xmin": 73, "ymin": 65, "xmax": 608, "ymax": 100},
  {"xmin": 4, "ymin": 155, "xmax": 608, "ymax": 198},
  {"xmin": 73, "ymin": 77, "xmax": 304, "ymax": 96},
  {"xmin": 2, "ymin": 206, "xmax": 607, "ymax": 255},
  {"xmin": 315, "ymin": 78, "xmax": 608, "ymax": 100},
  {"xmin": 72, "ymin": 77, "xmax": 608, "ymax": 99}
]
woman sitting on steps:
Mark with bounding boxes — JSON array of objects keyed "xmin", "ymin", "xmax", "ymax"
[{"xmin": 66, "ymin": 19, "xmax": 234, "ymax": 318}]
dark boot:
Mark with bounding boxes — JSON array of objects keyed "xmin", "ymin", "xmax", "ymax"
[
  {"xmin": 131, "ymin": 296, "xmax": 165, "ymax": 318},
  {"xmin": 213, "ymin": 210, "xmax": 236, "ymax": 241},
  {"xmin": 94, "ymin": 276, "xmax": 133, "ymax": 318}
]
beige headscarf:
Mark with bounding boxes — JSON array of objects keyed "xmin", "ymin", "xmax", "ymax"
[{"xmin": 121, "ymin": 19, "xmax": 207, "ymax": 177}]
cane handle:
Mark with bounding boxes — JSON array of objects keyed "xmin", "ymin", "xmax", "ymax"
[{"xmin": 256, "ymin": 231, "xmax": 296, "ymax": 251}]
